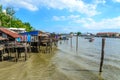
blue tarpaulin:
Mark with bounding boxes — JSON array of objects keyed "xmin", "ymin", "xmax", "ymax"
[
  {"xmin": 19, "ymin": 31, "xmax": 39, "ymax": 42},
  {"xmin": 27, "ymin": 34, "xmax": 31, "ymax": 42},
  {"xmin": 16, "ymin": 37, "xmax": 21, "ymax": 42}
]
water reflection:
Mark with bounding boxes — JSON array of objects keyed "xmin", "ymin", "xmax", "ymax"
[{"xmin": 98, "ymin": 72, "xmax": 104, "ymax": 80}]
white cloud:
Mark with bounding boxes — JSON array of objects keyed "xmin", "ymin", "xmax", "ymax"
[
  {"xmin": 18, "ymin": 1, "xmax": 38, "ymax": 11},
  {"xmin": 82, "ymin": 16, "xmax": 120, "ymax": 30},
  {"xmin": 53, "ymin": 15, "xmax": 80, "ymax": 21},
  {"xmin": 41, "ymin": 0, "xmax": 99, "ymax": 16},
  {"xmin": 0, "ymin": 0, "xmax": 103, "ymax": 16},
  {"xmin": 0, "ymin": 0, "xmax": 38, "ymax": 11},
  {"xmin": 57, "ymin": 26, "xmax": 83, "ymax": 32},
  {"xmin": 53, "ymin": 16, "xmax": 66, "ymax": 21},
  {"xmin": 113, "ymin": 0, "xmax": 120, "ymax": 3},
  {"xmin": 53, "ymin": 15, "xmax": 120, "ymax": 30},
  {"xmin": 95, "ymin": 0, "xmax": 106, "ymax": 4}
]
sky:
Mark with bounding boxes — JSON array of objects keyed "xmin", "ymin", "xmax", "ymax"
[{"xmin": 0, "ymin": 0, "xmax": 120, "ymax": 33}]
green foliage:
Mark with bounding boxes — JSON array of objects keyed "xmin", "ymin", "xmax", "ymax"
[
  {"xmin": 77, "ymin": 32, "xmax": 81, "ymax": 36},
  {"xmin": 6, "ymin": 7, "xmax": 15, "ymax": 16},
  {"xmin": 70, "ymin": 32, "xmax": 73, "ymax": 34},
  {"xmin": 0, "ymin": 5, "xmax": 2, "ymax": 13},
  {"xmin": 0, "ymin": 5, "xmax": 33, "ymax": 31},
  {"xmin": 24, "ymin": 22, "xmax": 33, "ymax": 31}
]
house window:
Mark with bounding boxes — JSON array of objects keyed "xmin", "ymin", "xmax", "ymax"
[{"xmin": 2, "ymin": 33, "xmax": 7, "ymax": 38}]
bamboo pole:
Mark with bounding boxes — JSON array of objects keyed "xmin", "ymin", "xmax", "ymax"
[
  {"xmin": 1, "ymin": 49, "xmax": 4, "ymax": 61},
  {"xmin": 99, "ymin": 38, "xmax": 105, "ymax": 72},
  {"xmin": 25, "ymin": 43, "xmax": 27, "ymax": 61},
  {"xmin": 29, "ymin": 42, "xmax": 31, "ymax": 57},
  {"xmin": 71, "ymin": 37, "xmax": 72, "ymax": 48},
  {"xmin": 76, "ymin": 35, "xmax": 78, "ymax": 52},
  {"xmin": 15, "ymin": 48, "xmax": 18, "ymax": 62}
]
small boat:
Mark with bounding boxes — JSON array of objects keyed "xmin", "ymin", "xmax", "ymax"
[
  {"xmin": 60, "ymin": 36, "xmax": 69, "ymax": 40},
  {"xmin": 85, "ymin": 37, "xmax": 92, "ymax": 39},
  {"xmin": 89, "ymin": 38, "xmax": 94, "ymax": 42},
  {"xmin": 84, "ymin": 36, "xmax": 93, "ymax": 39}
]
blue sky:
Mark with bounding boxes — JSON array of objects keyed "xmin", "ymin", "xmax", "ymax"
[{"xmin": 0, "ymin": 0, "xmax": 120, "ymax": 33}]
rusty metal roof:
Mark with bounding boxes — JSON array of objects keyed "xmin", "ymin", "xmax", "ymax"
[{"xmin": 0, "ymin": 28, "xmax": 20, "ymax": 38}]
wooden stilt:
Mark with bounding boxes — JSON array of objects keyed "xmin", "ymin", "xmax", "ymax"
[
  {"xmin": 15, "ymin": 48, "xmax": 18, "ymax": 62},
  {"xmin": 25, "ymin": 43, "xmax": 27, "ymax": 61},
  {"xmin": 76, "ymin": 36, "xmax": 78, "ymax": 52},
  {"xmin": 71, "ymin": 37, "xmax": 72, "ymax": 48},
  {"xmin": 99, "ymin": 38, "xmax": 105, "ymax": 72},
  {"xmin": 1, "ymin": 49, "xmax": 4, "ymax": 61}
]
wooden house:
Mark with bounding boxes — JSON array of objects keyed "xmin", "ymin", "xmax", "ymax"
[
  {"xmin": 20, "ymin": 30, "xmax": 49, "ymax": 42},
  {"xmin": 20, "ymin": 30, "xmax": 50, "ymax": 52},
  {"xmin": 0, "ymin": 27, "xmax": 20, "ymax": 41}
]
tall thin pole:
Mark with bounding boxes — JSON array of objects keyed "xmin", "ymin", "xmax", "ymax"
[
  {"xmin": 71, "ymin": 37, "xmax": 72, "ymax": 48},
  {"xmin": 25, "ymin": 42, "xmax": 27, "ymax": 61},
  {"xmin": 76, "ymin": 35, "xmax": 78, "ymax": 52},
  {"xmin": 99, "ymin": 38, "xmax": 105, "ymax": 72}
]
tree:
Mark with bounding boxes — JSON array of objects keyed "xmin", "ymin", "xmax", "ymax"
[
  {"xmin": 6, "ymin": 7, "xmax": 15, "ymax": 16},
  {"xmin": 24, "ymin": 22, "xmax": 33, "ymax": 31},
  {"xmin": 0, "ymin": 5, "xmax": 2, "ymax": 13},
  {"xmin": 6, "ymin": 7, "xmax": 15, "ymax": 27},
  {"xmin": 0, "ymin": 5, "xmax": 33, "ymax": 31},
  {"xmin": 0, "ymin": 5, "xmax": 3, "ymax": 26},
  {"xmin": 77, "ymin": 32, "xmax": 81, "ymax": 36},
  {"xmin": 70, "ymin": 32, "xmax": 73, "ymax": 34}
]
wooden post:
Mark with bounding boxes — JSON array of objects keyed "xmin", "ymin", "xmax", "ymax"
[
  {"xmin": 1, "ymin": 49, "xmax": 4, "ymax": 61},
  {"xmin": 71, "ymin": 37, "xmax": 72, "ymax": 48},
  {"xmin": 99, "ymin": 38, "xmax": 105, "ymax": 72},
  {"xmin": 8, "ymin": 48, "xmax": 10, "ymax": 60},
  {"xmin": 50, "ymin": 38, "xmax": 52, "ymax": 52},
  {"xmin": 29, "ymin": 42, "xmax": 31, "ymax": 57},
  {"xmin": 25, "ymin": 43, "xmax": 27, "ymax": 61},
  {"xmin": 3, "ymin": 47, "xmax": 5, "ymax": 61},
  {"xmin": 76, "ymin": 35, "xmax": 78, "ymax": 52},
  {"xmin": 15, "ymin": 48, "xmax": 18, "ymax": 62}
]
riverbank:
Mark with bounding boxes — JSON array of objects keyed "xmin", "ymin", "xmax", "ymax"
[{"xmin": 0, "ymin": 47, "xmax": 70, "ymax": 80}]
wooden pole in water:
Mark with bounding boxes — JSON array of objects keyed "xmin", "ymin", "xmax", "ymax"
[
  {"xmin": 70, "ymin": 37, "xmax": 72, "ymax": 48},
  {"xmin": 76, "ymin": 35, "xmax": 78, "ymax": 52},
  {"xmin": 99, "ymin": 38, "xmax": 105, "ymax": 72}
]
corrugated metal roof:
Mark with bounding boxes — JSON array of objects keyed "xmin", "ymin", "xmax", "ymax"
[
  {"xmin": 0, "ymin": 27, "xmax": 20, "ymax": 38},
  {"xmin": 20, "ymin": 31, "xmax": 45, "ymax": 36},
  {"xmin": 20, "ymin": 31, "xmax": 39, "ymax": 35}
]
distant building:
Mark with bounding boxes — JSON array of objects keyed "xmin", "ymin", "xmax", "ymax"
[
  {"xmin": 96, "ymin": 32, "xmax": 120, "ymax": 37},
  {"xmin": 8, "ymin": 28, "xmax": 26, "ymax": 33}
]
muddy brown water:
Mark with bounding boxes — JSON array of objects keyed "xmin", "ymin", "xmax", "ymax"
[{"xmin": 0, "ymin": 37, "xmax": 120, "ymax": 80}]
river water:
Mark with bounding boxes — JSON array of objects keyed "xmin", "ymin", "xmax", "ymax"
[
  {"xmin": 0, "ymin": 37, "xmax": 119, "ymax": 80},
  {"xmin": 54, "ymin": 37, "xmax": 120, "ymax": 80}
]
